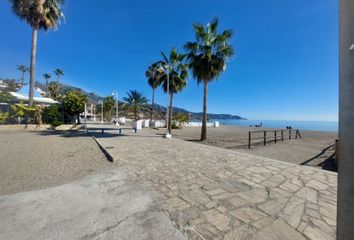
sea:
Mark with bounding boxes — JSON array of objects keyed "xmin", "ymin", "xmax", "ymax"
[{"xmin": 215, "ymin": 119, "xmax": 338, "ymax": 132}]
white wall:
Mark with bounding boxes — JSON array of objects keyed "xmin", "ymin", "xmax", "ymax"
[{"xmin": 186, "ymin": 121, "xmax": 219, "ymax": 128}]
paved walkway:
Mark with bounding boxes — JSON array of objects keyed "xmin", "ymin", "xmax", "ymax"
[
  {"xmin": 92, "ymin": 131, "xmax": 337, "ymax": 240},
  {"xmin": 0, "ymin": 170, "xmax": 185, "ymax": 240}
]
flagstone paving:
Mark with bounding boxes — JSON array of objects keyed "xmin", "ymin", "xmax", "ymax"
[{"xmin": 91, "ymin": 131, "xmax": 337, "ymax": 240}]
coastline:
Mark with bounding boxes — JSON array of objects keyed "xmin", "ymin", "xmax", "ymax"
[{"xmin": 215, "ymin": 119, "xmax": 339, "ymax": 132}]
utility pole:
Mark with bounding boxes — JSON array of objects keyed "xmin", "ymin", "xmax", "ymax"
[{"xmin": 337, "ymin": 0, "xmax": 354, "ymax": 239}]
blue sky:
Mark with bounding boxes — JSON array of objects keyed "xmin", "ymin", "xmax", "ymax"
[{"xmin": 0, "ymin": 0, "xmax": 338, "ymax": 121}]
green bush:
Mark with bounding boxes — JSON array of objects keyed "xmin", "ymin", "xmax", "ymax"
[
  {"xmin": 0, "ymin": 112, "xmax": 9, "ymax": 124},
  {"xmin": 172, "ymin": 121, "xmax": 179, "ymax": 129},
  {"xmin": 174, "ymin": 113, "xmax": 190, "ymax": 129},
  {"xmin": 52, "ymin": 120, "xmax": 63, "ymax": 127},
  {"xmin": 43, "ymin": 104, "xmax": 61, "ymax": 124},
  {"xmin": 62, "ymin": 91, "xmax": 87, "ymax": 124},
  {"xmin": 9, "ymin": 102, "xmax": 36, "ymax": 124}
]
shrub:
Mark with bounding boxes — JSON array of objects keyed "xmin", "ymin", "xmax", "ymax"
[
  {"xmin": 62, "ymin": 91, "xmax": 87, "ymax": 124},
  {"xmin": 9, "ymin": 102, "xmax": 36, "ymax": 123},
  {"xmin": 172, "ymin": 121, "xmax": 179, "ymax": 129},
  {"xmin": 52, "ymin": 120, "xmax": 63, "ymax": 127},
  {"xmin": 174, "ymin": 113, "xmax": 190, "ymax": 129},
  {"xmin": 0, "ymin": 112, "xmax": 9, "ymax": 124},
  {"xmin": 43, "ymin": 104, "xmax": 61, "ymax": 124}
]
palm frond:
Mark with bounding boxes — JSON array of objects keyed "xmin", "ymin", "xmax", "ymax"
[
  {"xmin": 184, "ymin": 18, "xmax": 234, "ymax": 83},
  {"xmin": 158, "ymin": 48, "xmax": 189, "ymax": 94},
  {"xmin": 11, "ymin": 0, "xmax": 64, "ymax": 30},
  {"xmin": 161, "ymin": 51, "xmax": 169, "ymax": 64}
]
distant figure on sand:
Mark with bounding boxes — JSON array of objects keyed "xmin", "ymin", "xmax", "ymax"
[{"xmin": 254, "ymin": 122, "xmax": 263, "ymax": 128}]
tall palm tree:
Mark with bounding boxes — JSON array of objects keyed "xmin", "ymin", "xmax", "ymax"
[
  {"xmin": 16, "ymin": 64, "xmax": 29, "ymax": 87},
  {"xmin": 158, "ymin": 48, "xmax": 188, "ymax": 134},
  {"xmin": 145, "ymin": 62, "xmax": 163, "ymax": 121},
  {"xmin": 11, "ymin": 0, "xmax": 65, "ymax": 107},
  {"xmin": 54, "ymin": 68, "xmax": 64, "ymax": 97},
  {"xmin": 123, "ymin": 90, "xmax": 148, "ymax": 120},
  {"xmin": 43, "ymin": 73, "xmax": 51, "ymax": 96},
  {"xmin": 184, "ymin": 18, "xmax": 234, "ymax": 140}
]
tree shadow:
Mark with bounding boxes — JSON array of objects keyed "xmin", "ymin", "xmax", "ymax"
[
  {"xmin": 30, "ymin": 130, "xmax": 90, "ymax": 138},
  {"xmin": 300, "ymin": 144, "xmax": 337, "ymax": 172},
  {"xmin": 318, "ymin": 155, "xmax": 337, "ymax": 172},
  {"xmin": 186, "ymin": 139, "xmax": 203, "ymax": 142}
]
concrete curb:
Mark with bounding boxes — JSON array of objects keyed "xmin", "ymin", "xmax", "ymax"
[{"xmin": 87, "ymin": 130, "xmax": 114, "ymax": 162}]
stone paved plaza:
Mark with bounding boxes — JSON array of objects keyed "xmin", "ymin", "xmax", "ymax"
[{"xmin": 91, "ymin": 131, "xmax": 337, "ymax": 240}]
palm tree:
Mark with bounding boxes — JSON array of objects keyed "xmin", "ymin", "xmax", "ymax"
[
  {"xmin": 43, "ymin": 73, "xmax": 51, "ymax": 96},
  {"xmin": 184, "ymin": 18, "xmax": 234, "ymax": 140},
  {"xmin": 158, "ymin": 48, "xmax": 188, "ymax": 134},
  {"xmin": 123, "ymin": 90, "xmax": 148, "ymax": 120},
  {"xmin": 47, "ymin": 81, "xmax": 59, "ymax": 100},
  {"xmin": 54, "ymin": 68, "xmax": 64, "ymax": 97},
  {"xmin": 145, "ymin": 62, "xmax": 163, "ymax": 121},
  {"xmin": 11, "ymin": 0, "xmax": 65, "ymax": 107},
  {"xmin": 103, "ymin": 96, "xmax": 115, "ymax": 122},
  {"xmin": 16, "ymin": 64, "xmax": 29, "ymax": 87}
]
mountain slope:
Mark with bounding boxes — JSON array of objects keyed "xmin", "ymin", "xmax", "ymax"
[{"xmin": 35, "ymin": 81, "xmax": 245, "ymax": 120}]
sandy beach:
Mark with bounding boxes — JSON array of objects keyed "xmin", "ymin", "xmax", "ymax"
[
  {"xmin": 0, "ymin": 124, "xmax": 337, "ymax": 196},
  {"xmin": 0, "ymin": 126, "xmax": 338, "ymax": 240},
  {"xmin": 144, "ymin": 125, "xmax": 338, "ymax": 169},
  {"xmin": 0, "ymin": 128, "xmax": 112, "ymax": 195}
]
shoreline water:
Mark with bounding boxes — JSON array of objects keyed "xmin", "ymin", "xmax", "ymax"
[{"xmin": 214, "ymin": 119, "xmax": 338, "ymax": 132}]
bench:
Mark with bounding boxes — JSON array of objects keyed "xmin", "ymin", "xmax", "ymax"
[{"xmin": 87, "ymin": 127, "xmax": 137, "ymax": 134}]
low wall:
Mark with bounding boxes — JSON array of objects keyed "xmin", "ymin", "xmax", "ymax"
[
  {"xmin": 150, "ymin": 120, "xmax": 166, "ymax": 128},
  {"xmin": 186, "ymin": 121, "xmax": 219, "ymax": 128}
]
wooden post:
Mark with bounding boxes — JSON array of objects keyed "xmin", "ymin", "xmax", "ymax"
[
  {"xmin": 274, "ymin": 131, "xmax": 277, "ymax": 143},
  {"xmin": 264, "ymin": 131, "xmax": 267, "ymax": 146},
  {"xmin": 281, "ymin": 130, "xmax": 284, "ymax": 141},
  {"xmin": 248, "ymin": 131, "xmax": 251, "ymax": 149},
  {"xmin": 297, "ymin": 130, "xmax": 302, "ymax": 139}
]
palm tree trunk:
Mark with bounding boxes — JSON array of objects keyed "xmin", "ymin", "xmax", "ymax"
[
  {"xmin": 150, "ymin": 88, "xmax": 155, "ymax": 121},
  {"xmin": 201, "ymin": 81, "xmax": 208, "ymax": 141},
  {"xmin": 45, "ymin": 80, "xmax": 48, "ymax": 97},
  {"xmin": 29, "ymin": 28, "xmax": 38, "ymax": 107},
  {"xmin": 25, "ymin": 28, "xmax": 38, "ymax": 128},
  {"xmin": 56, "ymin": 77, "xmax": 59, "ymax": 99},
  {"xmin": 21, "ymin": 72, "xmax": 25, "ymax": 87},
  {"xmin": 168, "ymin": 93, "xmax": 173, "ymax": 134}
]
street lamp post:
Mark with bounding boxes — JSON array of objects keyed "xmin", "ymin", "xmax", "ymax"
[
  {"xmin": 158, "ymin": 64, "xmax": 171, "ymax": 139},
  {"xmin": 84, "ymin": 103, "xmax": 87, "ymax": 132},
  {"xmin": 99, "ymin": 100, "xmax": 103, "ymax": 123},
  {"xmin": 338, "ymin": 0, "xmax": 354, "ymax": 238},
  {"xmin": 112, "ymin": 91, "xmax": 119, "ymax": 126}
]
